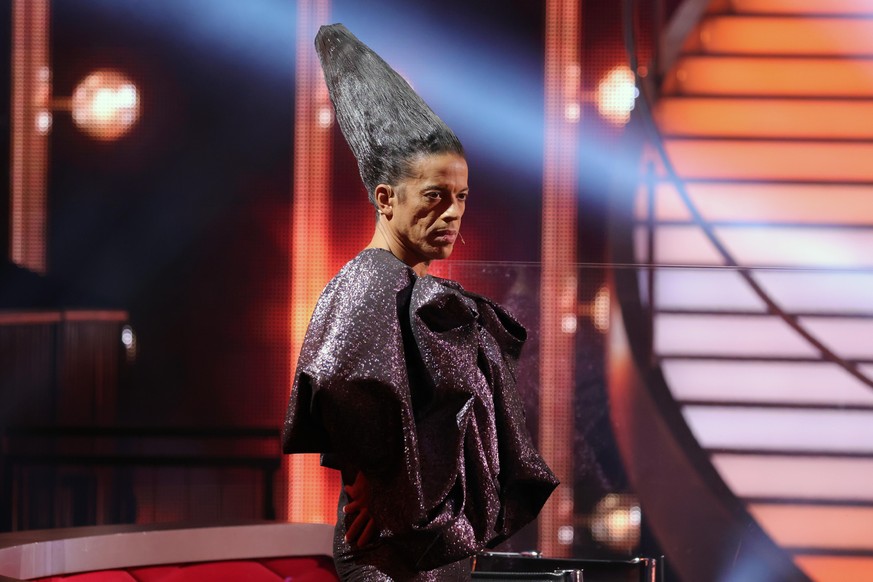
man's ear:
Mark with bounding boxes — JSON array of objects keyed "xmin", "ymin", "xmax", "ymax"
[{"xmin": 374, "ymin": 184, "xmax": 394, "ymax": 218}]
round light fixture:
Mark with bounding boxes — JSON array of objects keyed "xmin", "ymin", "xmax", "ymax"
[{"xmin": 72, "ymin": 69, "xmax": 140, "ymax": 140}]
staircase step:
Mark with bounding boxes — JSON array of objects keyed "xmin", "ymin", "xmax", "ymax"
[
  {"xmin": 666, "ymin": 56, "xmax": 873, "ymax": 96},
  {"xmin": 657, "ymin": 97, "xmax": 873, "ymax": 139},
  {"xmin": 714, "ymin": 455, "xmax": 873, "ymax": 501},
  {"xmin": 682, "ymin": 405, "xmax": 873, "ymax": 452},
  {"xmin": 748, "ymin": 504, "xmax": 873, "ymax": 550},
  {"xmin": 639, "ymin": 224, "xmax": 873, "ymax": 267},
  {"xmin": 638, "ymin": 181, "xmax": 873, "ymax": 224},
  {"xmin": 662, "ymin": 139, "xmax": 873, "ymax": 182},
  {"xmin": 731, "ymin": 0, "xmax": 873, "ymax": 16},
  {"xmin": 694, "ymin": 16, "xmax": 873, "ymax": 56},
  {"xmin": 665, "ymin": 360, "xmax": 873, "ymax": 405},
  {"xmin": 794, "ymin": 555, "xmax": 873, "ymax": 582}
]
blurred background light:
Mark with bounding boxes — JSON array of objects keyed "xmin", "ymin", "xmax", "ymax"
[
  {"xmin": 596, "ymin": 65, "xmax": 638, "ymax": 125},
  {"xmin": 577, "ymin": 285, "xmax": 611, "ymax": 333},
  {"xmin": 72, "ymin": 69, "xmax": 140, "ymax": 140},
  {"xmin": 558, "ymin": 524, "xmax": 575, "ymax": 545},
  {"xmin": 121, "ymin": 324, "xmax": 137, "ymax": 362},
  {"xmin": 590, "ymin": 493, "xmax": 641, "ymax": 552}
]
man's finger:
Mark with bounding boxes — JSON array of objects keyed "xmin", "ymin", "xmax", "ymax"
[
  {"xmin": 343, "ymin": 497, "xmax": 363, "ymax": 514},
  {"xmin": 345, "ymin": 508, "xmax": 369, "ymax": 542},
  {"xmin": 357, "ymin": 516, "xmax": 377, "ymax": 547}
]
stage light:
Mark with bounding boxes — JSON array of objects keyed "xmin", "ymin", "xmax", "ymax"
[
  {"xmin": 72, "ymin": 70, "xmax": 140, "ymax": 140},
  {"xmin": 592, "ymin": 286, "xmax": 610, "ymax": 332},
  {"xmin": 317, "ymin": 105, "xmax": 333, "ymax": 128},
  {"xmin": 36, "ymin": 111, "xmax": 52, "ymax": 134},
  {"xmin": 596, "ymin": 65, "xmax": 638, "ymax": 125},
  {"xmin": 121, "ymin": 324, "xmax": 137, "ymax": 362},
  {"xmin": 565, "ymin": 102, "xmax": 582, "ymax": 122},
  {"xmin": 590, "ymin": 493, "xmax": 641, "ymax": 552},
  {"xmin": 557, "ymin": 524, "xmax": 575, "ymax": 545},
  {"xmin": 577, "ymin": 285, "xmax": 611, "ymax": 333}
]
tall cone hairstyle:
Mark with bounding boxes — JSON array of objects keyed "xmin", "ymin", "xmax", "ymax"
[{"xmin": 315, "ymin": 24, "xmax": 464, "ymax": 207}]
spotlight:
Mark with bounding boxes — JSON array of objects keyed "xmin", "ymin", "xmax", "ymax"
[
  {"xmin": 595, "ymin": 66, "xmax": 638, "ymax": 126},
  {"xmin": 72, "ymin": 70, "xmax": 140, "ymax": 140}
]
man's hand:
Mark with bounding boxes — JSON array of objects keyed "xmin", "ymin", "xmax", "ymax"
[{"xmin": 343, "ymin": 470, "xmax": 377, "ymax": 547}]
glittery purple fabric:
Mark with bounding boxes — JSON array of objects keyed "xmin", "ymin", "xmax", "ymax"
[{"xmin": 283, "ymin": 248, "xmax": 558, "ymax": 580}]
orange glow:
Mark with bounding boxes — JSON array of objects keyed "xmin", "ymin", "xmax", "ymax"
[
  {"xmin": 662, "ymin": 140, "xmax": 873, "ymax": 182},
  {"xmin": 10, "ymin": 0, "xmax": 49, "ymax": 273},
  {"xmin": 286, "ymin": 0, "xmax": 336, "ymax": 525},
  {"xmin": 748, "ymin": 504, "xmax": 873, "ymax": 550},
  {"xmin": 540, "ymin": 0, "xmax": 580, "ymax": 558},
  {"xmin": 657, "ymin": 98, "xmax": 873, "ymax": 139},
  {"xmin": 670, "ymin": 57, "xmax": 873, "ymax": 97},
  {"xmin": 72, "ymin": 70, "xmax": 140, "ymax": 140},
  {"xmin": 698, "ymin": 17, "xmax": 873, "ymax": 56},
  {"xmin": 795, "ymin": 556, "xmax": 873, "ymax": 582},
  {"xmin": 635, "ymin": 183, "xmax": 873, "ymax": 225},
  {"xmin": 732, "ymin": 0, "xmax": 873, "ymax": 15}
]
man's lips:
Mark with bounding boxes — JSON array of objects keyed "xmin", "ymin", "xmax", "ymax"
[{"xmin": 431, "ymin": 230, "xmax": 458, "ymax": 244}]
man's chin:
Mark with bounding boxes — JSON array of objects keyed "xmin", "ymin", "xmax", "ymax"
[{"xmin": 430, "ymin": 245, "xmax": 454, "ymax": 260}]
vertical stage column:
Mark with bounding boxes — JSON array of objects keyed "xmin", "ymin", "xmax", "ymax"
[
  {"xmin": 286, "ymin": 0, "xmax": 335, "ymax": 523},
  {"xmin": 10, "ymin": 0, "xmax": 50, "ymax": 273},
  {"xmin": 540, "ymin": 0, "xmax": 581, "ymax": 558}
]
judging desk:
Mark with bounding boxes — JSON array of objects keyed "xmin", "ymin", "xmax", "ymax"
[
  {"xmin": 0, "ymin": 523, "xmax": 662, "ymax": 582},
  {"xmin": 0, "ymin": 522, "xmax": 338, "ymax": 581}
]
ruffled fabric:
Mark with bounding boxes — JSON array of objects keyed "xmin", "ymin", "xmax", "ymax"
[{"xmin": 283, "ymin": 248, "xmax": 558, "ymax": 576}]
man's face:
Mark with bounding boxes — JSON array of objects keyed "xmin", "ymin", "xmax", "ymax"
[{"xmin": 387, "ymin": 152, "xmax": 468, "ymax": 264}]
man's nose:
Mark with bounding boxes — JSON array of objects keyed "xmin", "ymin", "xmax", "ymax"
[{"xmin": 442, "ymin": 196, "xmax": 464, "ymax": 221}]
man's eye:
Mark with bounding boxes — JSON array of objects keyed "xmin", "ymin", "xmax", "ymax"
[
  {"xmin": 457, "ymin": 193, "xmax": 468, "ymax": 201},
  {"xmin": 424, "ymin": 191, "xmax": 441, "ymax": 199}
]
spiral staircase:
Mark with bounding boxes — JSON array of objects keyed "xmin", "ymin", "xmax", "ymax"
[{"xmin": 619, "ymin": 0, "xmax": 873, "ymax": 580}]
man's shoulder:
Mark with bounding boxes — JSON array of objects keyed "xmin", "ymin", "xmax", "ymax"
[{"xmin": 313, "ymin": 249, "xmax": 415, "ymax": 320}]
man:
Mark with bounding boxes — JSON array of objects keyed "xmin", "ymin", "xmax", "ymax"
[{"xmin": 282, "ymin": 24, "xmax": 558, "ymax": 581}]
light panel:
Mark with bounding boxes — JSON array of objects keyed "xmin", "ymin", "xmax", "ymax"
[
  {"xmin": 539, "ymin": 0, "xmax": 581, "ymax": 558},
  {"xmin": 652, "ymin": 270, "xmax": 873, "ymax": 315},
  {"xmin": 652, "ymin": 269, "xmax": 767, "ymax": 311},
  {"xmin": 663, "ymin": 139, "xmax": 873, "ymax": 182},
  {"xmin": 732, "ymin": 0, "xmax": 873, "ymax": 15},
  {"xmin": 640, "ymin": 225, "xmax": 873, "ymax": 267},
  {"xmin": 671, "ymin": 56, "xmax": 873, "ymax": 96},
  {"xmin": 655, "ymin": 314, "xmax": 819, "ymax": 357},
  {"xmin": 656, "ymin": 98, "xmax": 873, "ymax": 139},
  {"xmin": 749, "ymin": 504, "xmax": 873, "ymax": 550},
  {"xmin": 795, "ymin": 556, "xmax": 873, "ymax": 582},
  {"xmin": 683, "ymin": 406, "xmax": 873, "ymax": 453},
  {"xmin": 798, "ymin": 318, "xmax": 873, "ymax": 360},
  {"xmin": 753, "ymin": 271, "xmax": 873, "ymax": 313},
  {"xmin": 10, "ymin": 0, "xmax": 49, "ymax": 273},
  {"xmin": 287, "ymin": 0, "xmax": 335, "ymax": 524},
  {"xmin": 635, "ymin": 182, "xmax": 873, "ymax": 225},
  {"xmin": 713, "ymin": 454, "xmax": 873, "ymax": 501},
  {"xmin": 698, "ymin": 17, "xmax": 873, "ymax": 56},
  {"xmin": 664, "ymin": 360, "xmax": 873, "ymax": 405}
]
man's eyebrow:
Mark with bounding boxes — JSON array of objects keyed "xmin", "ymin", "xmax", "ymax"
[{"xmin": 420, "ymin": 183, "xmax": 469, "ymax": 191}]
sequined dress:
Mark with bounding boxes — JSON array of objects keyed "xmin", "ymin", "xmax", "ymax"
[{"xmin": 282, "ymin": 248, "xmax": 558, "ymax": 581}]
